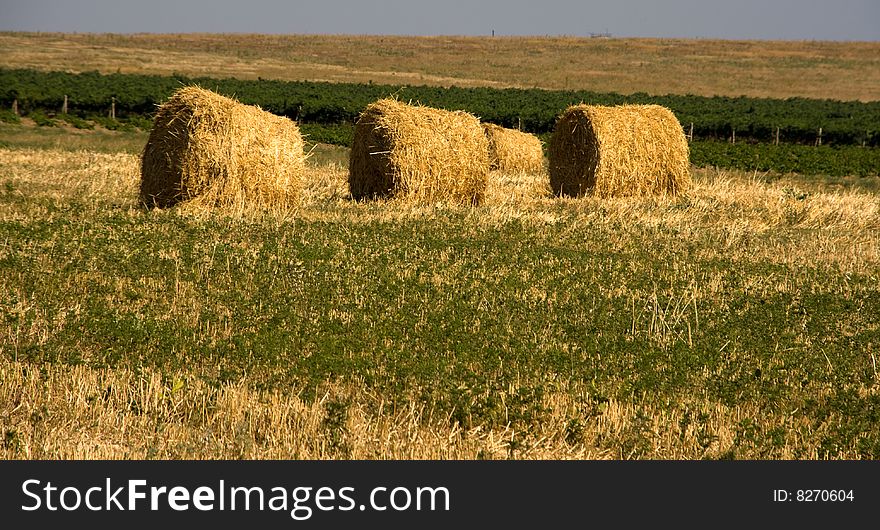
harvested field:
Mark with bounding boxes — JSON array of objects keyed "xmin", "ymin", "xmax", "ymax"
[
  {"xmin": 2, "ymin": 77, "xmax": 879, "ymax": 461},
  {"xmin": 2, "ymin": 33, "xmax": 879, "ymax": 101}
]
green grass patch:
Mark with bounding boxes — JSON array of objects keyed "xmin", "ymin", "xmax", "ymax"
[
  {"xmin": 0, "ymin": 122, "xmax": 148, "ymax": 154},
  {"xmin": 28, "ymin": 109, "xmax": 57, "ymax": 127},
  {"xmin": 0, "ymin": 109, "xmax": 21, "ymax": 125},
  {"xmin": 58, "ymin": 113, "xmax": 95, "ymax": 130},
  {"xmin": 89, "ymin": 115, "xmax": 136, "ymax": 132}
]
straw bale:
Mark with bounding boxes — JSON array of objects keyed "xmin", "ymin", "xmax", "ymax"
[
  {"xmin": 140, "ymin": 86, "xmax": 305, "ymax": 209},
  {"xmin": 349, "ymin": 98, "xmax": 488, "ymax": 204},
  {"xmin": 483, "ymin": 123, "xmax": 545, "ymax": 174},
  {"xmin": 548, "ymin": 104, "xmax": 690, "ymax": 197}
]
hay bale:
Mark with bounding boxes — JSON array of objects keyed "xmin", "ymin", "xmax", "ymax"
[
  {"xmin": 548, "ymin": 104, "xmax": 690, "ymax": 197},
  {"xmin": 140, "ymin": 86, "xmax": 305, "ymax": 209},
  {"xmin": 483, "ymin": 123, "xmax": 545, "ymax": 174},
  {"xmin": 349, "ymin": 98, "xmax": 488, "ymax": 204}
]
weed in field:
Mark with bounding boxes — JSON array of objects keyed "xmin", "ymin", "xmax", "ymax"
[
  {"xmin": 0, "ymin": 110, "xmax": 21, "ymax": 125},
  {"xmin": 27, "ymin": 110, "xmax": 56, "ymax": 127}
]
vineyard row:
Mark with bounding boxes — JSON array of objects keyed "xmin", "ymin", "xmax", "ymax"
[{"xmin": 2, "ymin": 68, "xmax": 879, "ymax": 147}]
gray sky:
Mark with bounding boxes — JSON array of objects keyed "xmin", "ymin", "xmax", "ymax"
[{"xmin": 1, "ymin": 0, "xmax": 878, "ymax": 40}]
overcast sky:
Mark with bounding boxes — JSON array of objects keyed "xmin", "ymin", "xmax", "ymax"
[{"xmin": 1, "ymin": 0, "xmax": 878, "ymax": 41}]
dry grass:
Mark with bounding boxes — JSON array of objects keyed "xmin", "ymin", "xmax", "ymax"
[
  {"xmin": 349, "ymin": 99, "xmax": 488, "ymax": 205},
  {"xmin": 2, "ymin": 147, "xmax": 877, "ymax": 273},
  {"xmin": 549, "ymin": 104, "xmax": 691, "ymax": 197},
  {"xmin": 141, "ymin": 86, "xmax": 305, "ymax": 211},
  {"xmin": 298, "ymin": 164, "xmax": 879, "ymax": 275},
  {"xmin": 2, "ymin": 33, "xmax": 879, "ymax": 100},
  {"xmin": 0, "ymin": 148, "xmax": 140, "ymax": 207},
  {"xmin": 483, "ymin": 170, "xmax": 552, "ymax": 206},
  {"xmin": 483, "ymin": 123, "xmax": 545, "ymax": 174},
  {"xmin": 0, "ymin": 361, "xmax": 599, "ymax": 459},
  {"xmin": 2, "ymin": 360, "xmax": 875, "ymax": 459},
  {"xmin": 0, "ymin": 361, "xmax": 868, "ymax": 460},
  {"xmin": 568, "ymin": 169, "xmax": 880, "ymax": 274}
]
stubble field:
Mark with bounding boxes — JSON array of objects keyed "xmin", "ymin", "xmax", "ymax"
[{"xmin": 1, "ymin": 124, "xmax": 878, "ymax": 459}]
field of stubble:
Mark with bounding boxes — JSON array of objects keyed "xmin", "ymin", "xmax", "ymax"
[{"xmin": 1, "ymin": 124, "xmax": 878, "ymax": 459}]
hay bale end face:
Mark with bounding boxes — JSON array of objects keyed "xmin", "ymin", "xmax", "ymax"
[
  {"xmin": 548, "ymin": 104, "xmax": 690, "ymax": 197},
  {"xmin": 349, "ymin": 99, "xmax": 489, "ymax": 205},
  {"xmin": 483, "ymin": 123, "xmax": 545, "ymax": 174},
  {"xmin": 140, "ymin": 86, "xmax": 305, "ymax": 209}
]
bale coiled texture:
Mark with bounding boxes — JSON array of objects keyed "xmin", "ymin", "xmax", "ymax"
[
  {"xmin": 349, "ymin": 98, "xmax": 489, "ymax": 205},
  {"xmin": 140, "ymin": 86, "xmax": 305, "ymax": 209},
  {"xmin": 483, "ymin": 123, "xmax": 545, "ymax": 174},
  {"xmin": 548, "ymin": 104, "xmax": 690, "ymax": 197}
]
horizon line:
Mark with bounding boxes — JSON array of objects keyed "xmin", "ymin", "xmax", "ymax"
[{"xmin": 0, "ymin": 30, "xmax": 878, "ymax": 43}]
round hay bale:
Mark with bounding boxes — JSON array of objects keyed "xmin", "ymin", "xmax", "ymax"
[
  {"xmin": 548, "ymin": 104, "xmax": 690, "ymax": 197},
  {"xmin": 349, "ymin": 98, "xmax": 489, "ymax": 205},
  {"xmin": 140, "ymin": 86, "xmax": 305, "ymax": 209},
  {"xmin": 483, "ymin": 123, "xmax": 545, "ymax": 174}
]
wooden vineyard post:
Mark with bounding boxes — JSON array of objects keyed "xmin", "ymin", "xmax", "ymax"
[
  {"xmin": 731, "ymin": 127, "xmax": 736, "ymax": 145},
  {"xmin": 62, "ymin": 95, "xmax": 68, "ymax": 115},
  {"xmin": 688, "ymin": 122, "xmax": 694, "ymax": 142},
  {"xmin": 816, "ymin": 127, "xmax": 823, "ymax": 146},
  {"xmin": 11, "ymin": 99, "xmax": 18, "ymax": 116},
  {"xmin": 774, "ymin": 127, "xmax": 780, "ymax": 146},
  {"xmin": 109, "ymin": 97, "xmax": 116, "ymax": 120}
]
